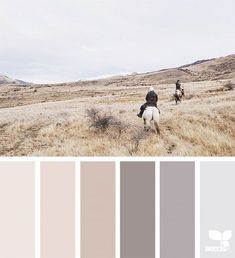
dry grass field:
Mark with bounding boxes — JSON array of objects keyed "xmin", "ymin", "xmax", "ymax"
[{"xmin": 0, "ymin": 55, "xmax": 235, "ymax": 156}]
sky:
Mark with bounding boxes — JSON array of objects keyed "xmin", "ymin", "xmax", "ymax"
[{"xmin": 0, "ymin": 0, "xmax": 234, "ymax": 83}]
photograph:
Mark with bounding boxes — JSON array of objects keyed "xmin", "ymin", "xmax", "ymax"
[{"xmin": 0, "ymin": 0, "xmax": 234, "ymax": 156}]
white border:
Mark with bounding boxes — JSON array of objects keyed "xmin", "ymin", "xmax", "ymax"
[{"xmin": 0, "ymin": 156, "xmax": 234, "ymax": 162}]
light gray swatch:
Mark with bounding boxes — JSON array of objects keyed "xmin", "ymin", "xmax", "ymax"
[
  {"xmin": 160, "ymin": 161, "xmax": 195, "ymax": 258},
  {"xmin": 201, "ymin": 162, "xmax": 235, "ymax": 258},
  {"xmin": 121, "ymin": 162, "xmax": 155, "ymax": 258}
]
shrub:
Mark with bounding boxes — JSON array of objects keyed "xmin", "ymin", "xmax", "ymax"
[
  {"xmin": 126, "ymin": 129, "xmax": 149, "ymax": 155},
  {"xmin": 224, "ymin": 82, "xmax": 234, "ymax": 91},
  {"xmin": 85, "ymin": 108, "xmax": 126, "ymax": 136}
]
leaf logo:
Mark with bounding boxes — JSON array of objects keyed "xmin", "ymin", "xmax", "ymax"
[
  {"xmin": 209, "ymin": 230, "xmax": 222, "ymax": 241},
  {"xmin": 222, "ymin": 231, "xmax": 232, "ymax": 247},
  {"xmin": 223, "ymin": 231, "xmax": 232, "ymax": 240},
  {"xmin": 209, "ymin": 230, "xmax": 232, "ymax": 247}
]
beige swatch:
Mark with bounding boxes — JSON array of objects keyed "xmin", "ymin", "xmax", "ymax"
[
  {"xmin": 81, "ymin": 162, "xmax": 115, "ymax": 258},
  {"xmin": 41, "ymin": 162, "xmax": 75, "ymax": 258},
  {"xmin": 0, "ymin": 162, "xmax": 35, "ymax": 258}
]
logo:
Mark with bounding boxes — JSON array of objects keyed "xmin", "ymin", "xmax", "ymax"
[{"xmin": 205, "ymin": 230, "xmax": 232, "ymax": 253}]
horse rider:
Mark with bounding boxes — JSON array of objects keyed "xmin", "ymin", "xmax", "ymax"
[
  {"xmin": 175, "ymin": 80, "xmax": 184, "ymax": 95},
  {"xmin": 137, "ymin": 86, "xmax": 160, "ymax": 118}
]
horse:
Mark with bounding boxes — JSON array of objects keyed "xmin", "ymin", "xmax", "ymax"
[
  {"xmin": 142, "ymin": 106, "xmax": 160, "ymax": 134},
  {"xmin": 174, "ymin": 89, "xmax": 183, "ymax": 104}
]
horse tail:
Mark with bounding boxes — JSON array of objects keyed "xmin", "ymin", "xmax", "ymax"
[{"xmin": 153, "ymin": 108, "xmax": 160, "ymax": 134}]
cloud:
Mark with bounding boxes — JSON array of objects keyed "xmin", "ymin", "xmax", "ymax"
[{"xmin": 0, "ymin": 0, "xmax": 234, "ymax": 83}]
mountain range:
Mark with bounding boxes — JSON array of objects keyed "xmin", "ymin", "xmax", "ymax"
[{"xmin": 1, "ymin": 54, "xmax": 234, "ymax": 86}]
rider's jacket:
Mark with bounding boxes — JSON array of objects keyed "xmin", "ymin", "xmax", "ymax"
[
  {"xmin": 176, "ymin": 81, "xmax": 181, "ymax": 90},
  {"xmin": 145, "ymin": 91, "xmax": 158, "ymax": 106}
]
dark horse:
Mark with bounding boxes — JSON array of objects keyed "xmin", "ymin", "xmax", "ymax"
[{"xmin": 174, "ymin": 89, "xmax": 184, "ymax": 104}]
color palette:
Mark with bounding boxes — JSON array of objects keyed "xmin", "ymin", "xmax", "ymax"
[{"xmin": 0, "ymin": 160, "xmax": 234, "ymax": 258}]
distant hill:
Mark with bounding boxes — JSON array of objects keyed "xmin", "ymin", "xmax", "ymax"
[
  {"xmin": 73, "ymin": 54, "xmax": 235, "ymax": 87},
  {"xmin": 135, "ymin": 54, "xmax": 235, "ymax": 84},
  {"xmin": 1, "ymin": 54, "xmax": 234, "ymax": 87},
  {"xmin": 0, "ymin": 74, "xmax": 30, "ymax": 86}
]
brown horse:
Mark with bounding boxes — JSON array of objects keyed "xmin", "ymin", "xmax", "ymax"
[{"xmin": 174, "ymin": 89, "xmax": 183, "ymax": 104}]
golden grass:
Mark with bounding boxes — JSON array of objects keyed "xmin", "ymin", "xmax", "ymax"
[{"xmin": 0, "ymin": 80, "xmax": 234, "ymax": 156}]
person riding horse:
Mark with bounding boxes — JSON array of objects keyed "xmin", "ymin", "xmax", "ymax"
[
  {"xmin": 175, "ymin": 80, "xmax": 184, "ymax": 95},
  {"xmin": 137, "ymin": 87, "xmax": 159, "ymax": 118}
]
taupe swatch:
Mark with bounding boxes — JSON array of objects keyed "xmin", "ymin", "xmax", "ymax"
[
  {"xmin": 0, "ymin": 162, "xmax": 35, "ymax": 258},
  {"xmin": 121, "ymin": 162, "xmax": 155, "ymax": 258},
  {"xmin": 160, "ymin": 161, "xmax": 195, "ymax": 258},
  {"xmin": 41, "ymin": 162, "xmax": 75, "ymax": 258},
  {"xmin": 81, "ymin": 162, "xmax": 115, "ymax": 258}
]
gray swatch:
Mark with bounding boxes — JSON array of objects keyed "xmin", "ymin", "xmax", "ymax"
[
  {"xmin": 121, "ymin": 162, "xmax": 155, "ymax": 258},
  {"xmin": 160, "ymin": 161, "xmax": 195, "ymax": 258}
]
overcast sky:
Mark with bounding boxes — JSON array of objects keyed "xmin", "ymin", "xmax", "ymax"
[{"xmin": 0, "ymin": 0, "xmax": 234, "ymax": 83}]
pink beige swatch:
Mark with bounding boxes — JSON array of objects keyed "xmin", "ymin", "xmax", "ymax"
[{"xmin": 41, "ymin": 162, "xmax": 75, "ymax": 258}]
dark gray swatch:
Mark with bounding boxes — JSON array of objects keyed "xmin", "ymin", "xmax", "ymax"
[
  {"xmin": 121, "ymin": 162, "xmax": 155, "ymax": 258},
  {"xmin": 160, "ymin": 162, "xmax": 195, "ymax": 258}
]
